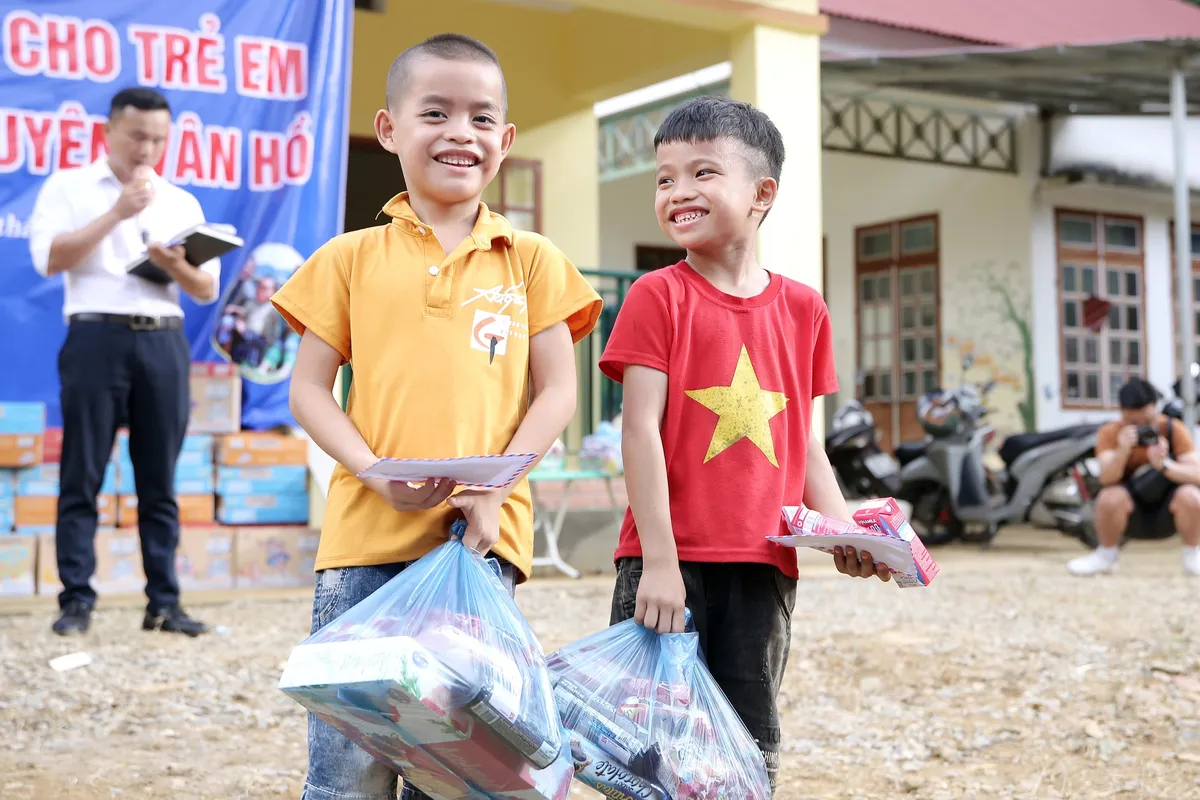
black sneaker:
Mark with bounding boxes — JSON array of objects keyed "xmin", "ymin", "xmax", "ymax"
[
  {"xmin": 142, "ymin": 605, "xmax": 208, "ymax": 637},
  {"xmin": 52, "ymin": 600, "xmax": 92, "ymax": 636}
]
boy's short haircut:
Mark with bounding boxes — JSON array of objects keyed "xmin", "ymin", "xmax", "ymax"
[
  {"xmin": 385, "ymin": 33, "xmax": 508, "ymax": 115},
  {"xmin": 654, "ymin": 95, "xmax": 784, "ymax": 184}
]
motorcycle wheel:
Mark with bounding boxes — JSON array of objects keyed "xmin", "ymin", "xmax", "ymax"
[{"xmin": 899, "ymin": 483, "xmax": 961, "ymax": 547}]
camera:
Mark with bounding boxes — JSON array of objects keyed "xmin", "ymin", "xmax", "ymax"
[{"xmin": 1137, "ymin": 425, "xmax": 1159, "ymax": 446}]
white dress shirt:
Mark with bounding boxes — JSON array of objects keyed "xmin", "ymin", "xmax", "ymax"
[{"xmin": 28, "ymin": 159, "xmax": 221, "ymax": 319}]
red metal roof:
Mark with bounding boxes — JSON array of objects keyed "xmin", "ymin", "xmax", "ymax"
[{"xmin": 820, "ymin": 0, "xmax": 1200, "ymax": 47}]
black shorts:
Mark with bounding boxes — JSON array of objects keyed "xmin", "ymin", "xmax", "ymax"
[
  {"xmin": 1125, "ymin": 485, "xmax": 1178, "ymax": 540},
  {"xmin": 611, "ymin": 558, "xmax": 796, "ymax": 794}
]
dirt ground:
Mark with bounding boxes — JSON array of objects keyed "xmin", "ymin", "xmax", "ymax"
[{"xmin": 3, "ymin": 528, "xmax": 1200, "ymax": 800}]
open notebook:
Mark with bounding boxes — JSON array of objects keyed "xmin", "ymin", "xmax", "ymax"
[{"xmin": 125, "ymin": 223, "xmax": 244, "ymax": 285}]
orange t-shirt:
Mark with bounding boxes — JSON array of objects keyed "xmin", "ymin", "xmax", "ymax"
[
  {"xmin": 1095, "ymin": 414, "xmax": 1195, "ymax": 480},
  {"xmin": 271, "ymin": 193, "xmax": 602, "ymax": 579}
]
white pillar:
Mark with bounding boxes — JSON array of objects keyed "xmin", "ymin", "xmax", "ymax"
[{"xmin": 1172, "ymin": 68, "xmax": 1195, "ymax": 428}]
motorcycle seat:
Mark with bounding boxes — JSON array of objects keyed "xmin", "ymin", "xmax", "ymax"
[
  {"xmin": 999, "ymin": 424, "xmax": 1099, "ymax": 466},
  {"xmin": 825, "ymin": 423, "xmax": 874, "ymax": 451},
  {"xmin": 894, "ymin": 441, "xmax": 926, "ymax": 466}
]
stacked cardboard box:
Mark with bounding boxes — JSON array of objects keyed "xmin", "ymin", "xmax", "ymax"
[
  {"xmin": 114, "ymin": 431, "xmax": 217, "ymax": 528},
  {"xmin": 0, "ymin": 534, "xmax": 36, "ymax": 596},
  {"xmin": 216, "ymin": 434, "xmax": 310, "ymax": 525},
  {"xmin": 36, "ymin": 528, "xmax": 146, "ymax": 597},
  {"xmin": 233, "ymin": 525, "xmax": 319, "ymax": 588},
  {"xmin": 0, "ymin": 402, "xmax": 44, "ymax": 468},
  {"xmin": 0, "ymin": 470, "xmax": 12, "ymax": 533},
  {"xmin": 0, "ymin": 466, "xmax": 33, "ymax": 598},
  {"xmin": 188, "ymin": 362, "xmax": 242, "ymax": 435}
]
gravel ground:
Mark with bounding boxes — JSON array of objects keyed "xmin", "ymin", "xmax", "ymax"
[{"xmin": 2, "ymin": 530, "xmax": 1199, "ymax": 800}]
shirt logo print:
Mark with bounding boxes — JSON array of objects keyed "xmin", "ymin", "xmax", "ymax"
[
  {"xmin": 461, "ymin": 283, "xmax": 527, "ymax": 314},
  {"xmin": 471, "ymin": 310, "xmax": 511, "ymax": 362}
]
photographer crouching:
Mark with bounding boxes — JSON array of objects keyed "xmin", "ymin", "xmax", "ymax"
[{"xmin": 1069, "ymin": 377, "xmax": 1200, "ymax": 576}]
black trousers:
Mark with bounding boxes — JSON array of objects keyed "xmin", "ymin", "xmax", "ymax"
[
  {"xmin": 56, "ymin": 319, "xmax": 190, "ymax": 612},
  {"xmin": 611, "ymin": 558, "xmax": 797, "ymax": 795}
]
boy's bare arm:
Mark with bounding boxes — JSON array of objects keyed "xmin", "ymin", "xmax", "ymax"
[
  {"xmin": 622, "ymin": 364, "xmax": 686, "ymax": 634},
  {"xmin": 499, "ymin": 321, "xmax": 579, "ymax": 493},
  {"xmin": 290, "ymin": 330, "xmax": 455, "ymax": 511},
  {"xmin": 290, "ymin": 330, "xmax": 376, "ymax": 475},
  {"xmin": 802, "ymin": 430, "xmax": 852, "ymax": 522},
  {"xmin": 450, "ymin": 321, "xmax": 578, "ymax": 551},
  {"xmin": 805, "ymin": 428, "xmax": 892, "ymax": 581}
]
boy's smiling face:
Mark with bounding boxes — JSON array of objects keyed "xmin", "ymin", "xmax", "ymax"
[
  {"xmin": 376, "ymin": 54, "xmax": 514, "ymax": 209},
  {"xmin": 653, "ymin": 136, "xmax": 776, "ymax": 253}
]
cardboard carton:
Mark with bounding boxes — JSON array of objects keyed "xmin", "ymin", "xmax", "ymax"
[
  {"xmin": 188, "ymin": 363, "xmax": 242, "ymax": 435},
  {"xmin": 93, "ymin": 528, "xmax": 145, "ymax": 595},
  {"xmin": 180, "ymin": 494, "xmax": 216, "ymax": 524},
  {"xmin": 175, "ymin": 526, "xmax": 235, "ymax": 591},
  {"xmin": 36, "ymin": 531, "xmax": 60, "ymax": 596},
  {"xmin": 0, "ymin": 434, "xmax": 41, "ymax": 467},
  {"xmin": 41, "ymin": 428, "xmax": 62, "ymax": 464},
  {"xmin": 217, "ymin": 433, "xmax": 308, "ymax": 467},
  {"xmin": 0, "ymin": 402, "xmax": 44, "ymax": 435},
  {"xmin": 119, "ymin": 494, "xmax": 216, "ymax": 527},
  {"xmin": 852, "ymin": 498, "xmax": 941, "ymax": 588},
  {"xmin": 0, "ymin": 475, "xmax": 12, "ymax": 531},
  {"xmin": 16, "ymin": 462, "xmax": 117, "ymax": 496},
  {"xmin": 117, "ymin": 495, "xmax": 137, "ymax": 527},
  {"xmin": 175, "ymin": 461, "xmax": 216, "ymax": 495},
  {"xmin": 15, "ymin": 496, "xmax": 57, "ymax": 528},
  {"xmin": 0, "ymin": 534, "xmax": 36, "ymax": 596},
  {"xmin": 234, "ymin": 526, "xmax": 318, "ymax": 588},
  {"xmin": 113, "ymin": 430, "xmax": 215, "ymax": 463},
  {"xmin": 218, "ymin": 493, "xmax": 309, "ymax": 525},
  {"xmin": 216, "ymin": 465, "xmax": 308, "ymax": 495}
]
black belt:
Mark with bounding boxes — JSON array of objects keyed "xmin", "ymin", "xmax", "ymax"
[{"xmin": 69, "ymin": 313, "xmax": 183, "ymax": 331}]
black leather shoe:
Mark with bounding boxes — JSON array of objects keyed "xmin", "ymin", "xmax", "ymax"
[
  {"xmin": 142, "ymin": 605, "xmax": 208, "ymax": 637},
  {"xmin": 52, "ymin": 600, "xmax": 92, "ymax": 636}
]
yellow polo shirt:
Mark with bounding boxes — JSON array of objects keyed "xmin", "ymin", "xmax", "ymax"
[{"xmin": 271, "ymin": 193, "xmax": 602, "ymax": 580}]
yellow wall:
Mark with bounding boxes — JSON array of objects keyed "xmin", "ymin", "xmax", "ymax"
[
  {"xmin": 509, "ymin": 109, "xmax": 600, "ymax": 268},
  {"xmin": 349, "ymin": 3, "xmax": 729, "ymax": 139}
]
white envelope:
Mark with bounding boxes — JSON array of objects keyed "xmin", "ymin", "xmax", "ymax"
[{"xmin": 358, "ymin": 453, "xmax": 538, "ymax": 489}]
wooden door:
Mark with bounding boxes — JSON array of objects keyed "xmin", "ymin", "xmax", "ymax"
[{"xmin": 855, "ymin": 217, "xmax": 940, "ymax": 453}]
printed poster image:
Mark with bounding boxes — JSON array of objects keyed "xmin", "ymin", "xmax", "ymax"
[{"xmin": 212, "ymin": 242, "xmax": 303, "ymax": 384}]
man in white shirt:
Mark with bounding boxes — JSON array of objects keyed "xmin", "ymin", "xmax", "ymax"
[{"xmin": 29, "ymin": 87, "xmax": 220, "ymax": 637}]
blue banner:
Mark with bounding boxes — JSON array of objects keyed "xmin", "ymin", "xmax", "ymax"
[{"xmin": 0, "ymin": 0, "xmax": 351, "ymax": 429}]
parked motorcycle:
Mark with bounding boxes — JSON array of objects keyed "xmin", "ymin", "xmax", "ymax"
[
  {"xmin": 825, "ymin": 401, "xmax": 900, "ymax": 499},
  {"xmin": 896, "ymin": 362, "xmax": 1101, "ymax": 547},
  {"xmin": 1163, "ymin": 362, "xmax": 1199, "ymax": 421}
]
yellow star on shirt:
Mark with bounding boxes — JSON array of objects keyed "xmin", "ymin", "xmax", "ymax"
[{"xmin": 685, "ymin": 345, "xmax": 789, "ymax": 467}]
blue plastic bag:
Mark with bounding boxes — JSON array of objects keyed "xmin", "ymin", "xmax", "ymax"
[
  {"xmin": 546, "ymin": 612, "xmax": 770, "ymax": 800},
  {"xmin": 279, "ymin": 524, "xmax": 573, "ymax": 800}
]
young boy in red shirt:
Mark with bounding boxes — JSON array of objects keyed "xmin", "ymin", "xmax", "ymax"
[{"xmin": 598, "ymin": 96, "xmax": 892, "ymax": 792}]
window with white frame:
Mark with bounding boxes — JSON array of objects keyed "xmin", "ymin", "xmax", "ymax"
[{"xmin": 1057, "ymin": 211, "xmax": 1145, "ymax": 408}]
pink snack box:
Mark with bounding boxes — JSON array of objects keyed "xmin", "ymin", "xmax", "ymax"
[
  {"xmin": 775, "ymin": 499, "xmax": 939, "ymax": 588},
  {"xmin": 852, "ymin": 497, "xmax": 940, "ymax": 588},
  {"xmin": 279, "ymin": 636, "xmax": 574, "ymax": 800}
]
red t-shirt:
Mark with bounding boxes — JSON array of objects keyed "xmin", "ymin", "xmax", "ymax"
[{"xmin": 598, "ymin": 261, "xmax": 838, "ymax": 579}]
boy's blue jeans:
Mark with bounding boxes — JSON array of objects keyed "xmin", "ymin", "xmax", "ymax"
[{"xmin": 301, "ymin": 559, "xmax": 518, "ymax": 800}]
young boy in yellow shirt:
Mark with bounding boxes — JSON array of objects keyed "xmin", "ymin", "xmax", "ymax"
[{"xmin": 271, "ymin": 33, "xmax": 603, "ymax": 800}]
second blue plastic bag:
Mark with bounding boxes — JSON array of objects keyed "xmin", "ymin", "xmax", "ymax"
[
  {"xmin": 546, "ymin": 612, "xmax": 771, "ymax": 800},
  {"xmin": 278, "ymin": 525, "xmax": 572, "ymax": 800}
]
